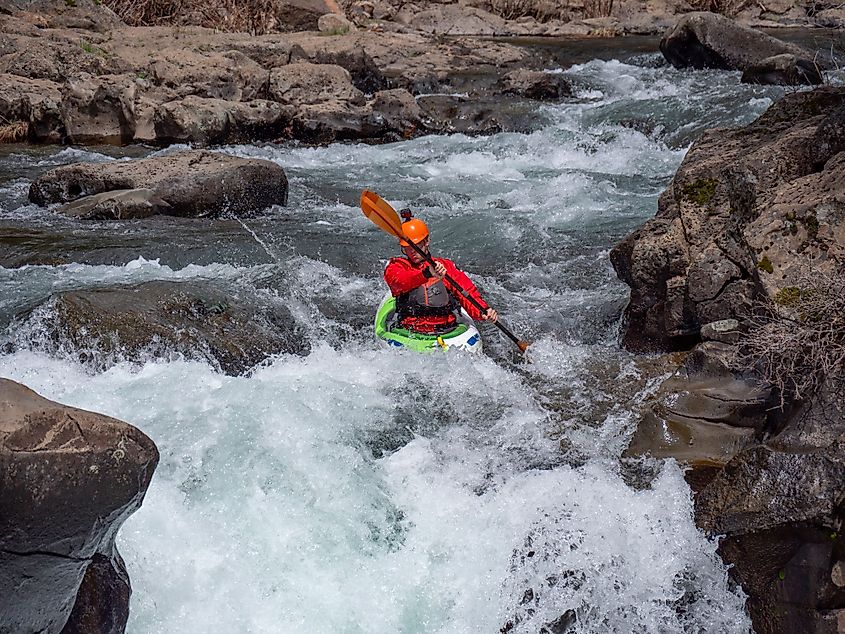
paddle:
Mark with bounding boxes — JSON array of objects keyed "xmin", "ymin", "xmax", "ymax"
[{"xmin": 360, "ymin": 190, "xmax": 530, "ymax": 353}]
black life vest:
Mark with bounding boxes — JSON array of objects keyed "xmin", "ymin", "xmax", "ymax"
[{"xmin": 396, "ymin": 277, "xmax": 458, "ymax": 320}]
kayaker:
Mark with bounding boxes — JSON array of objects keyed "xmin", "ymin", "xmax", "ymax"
[{"xmin": 383, "ymin": 210, "xmax": 498, "ymax": 334}]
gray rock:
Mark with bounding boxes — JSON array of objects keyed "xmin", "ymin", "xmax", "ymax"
[
  {"xmin": 61, "ymin": 551, "xmax": 130, "ymax": 634},
  {"xmin": 152, "ymin": 96, "xmax": 291, "ymax": 146},
  {"xmin": 317, "ymin": 12, "xmax": 355, "ymax": 34},
  {"xmin": 0, "ymin": 72, "xmax": 64, "ymax": 143},
  {"xmin": 269, "ymin": 62, "xmax": 364, "ymax": 106},
  {"xmin": 611, "ymin": 86, "xmax": 845, "ymax": 352},
  {"xmin": 29, "ymin": 150, "xmax": 288, "ymax": 218},
  {"xmin": 660, "ymin": 12, "xmax": 824, "ymax": 78},
  {"xmin": 700, "ymin": 318, "xmax": 741, "ymax": 343},
  {"xmin": 741, "ymin": 53, "xmax": 824, "ymax": 86},
  {"xmin": 500, "ymin": 69, "xmax": 573, "ymax": 101},
  {"xmin": 0, "ymin": 378, "xmax": 158, "ymax": 634},
  {"xmin": 56, "ymin": 188, "xmax": 170, "ymax": 220},
  {"xmin": 40, "ymin": 280, "xmax": 310, "ymax": 375},
  {"xmin": 60, "ymin": 74, "xmax": 137, "ymax": 145},
  {"xmin": 147, "ymin": 49, "xmax": 269, "ymax": 102}
]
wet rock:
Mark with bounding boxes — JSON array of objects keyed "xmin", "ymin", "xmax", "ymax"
[
  {"xmin": 611, "ymin": 86, "xmax": 845, "ymax": 352},
  {"xmin": 660, "ymin": 12, "xmax": 823, "ymax": 79},
  {"xmin": 500, "ymin": 69, "xmax": 573, "ymax": 101},
  {"xmin": 741, "ymin": 53, "xmax": 824, "ymax": 86},
  {"xmin": 418, "ymin": 95, "xmax": 543, "ymax": 135},
  {"xmin": 61, "ymin": 551, "xmax": 130, "ymax": 634},
  {"xmin": 56, "ymin": 188, "xmax": 170, "ymax": 220},
  {"xmin": 41, "ymin": 280, "xmax": 309, "ymax": 375},
  {"xmin": 269, "ymin": 62, "xmax": 365, "ymax": 106},
  {"xmin": 369, "ymin": 88, "xmax": 421, "ymax": 135},
  {"xmin": 625, "ymin": 343, "xmax": 769, "ymax": 468},
  {"xmin": 0, "ymin": 378, "xmax": 158, "ymax": 634},
  {"xmin": 29, "ymin": 150, "xmax": 288, "ymax": 217},
  {"xmin": 152, "ymin": 96, "xmax": 291, "ymax": 145},
  {"xmin": 289, "ymin": 98, "xmax": 380, "ymax": 143},
  {"xmin": 690, "ymin": 370, "xmax": 845, "ymax": 634},
  {"xmin": 61, "ymin": 74, "xmax": 137, "ymax": 145}
]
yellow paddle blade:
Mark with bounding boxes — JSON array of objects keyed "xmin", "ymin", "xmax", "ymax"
[{"xmin": 360, "ymin": 190, "xmax": 406, "ymax": 242}]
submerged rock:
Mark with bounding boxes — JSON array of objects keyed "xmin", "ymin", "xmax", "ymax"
[
  {"xmin": 741, "ymin": 53, "xmax": 824, "ymax": 86},
  {"xmin": 56, "ymin": 188, "xmax": 170, "ymax": 220},
  {"xmin": 0, "ymin": 378, "xmax": 158, "ymax": 634},
  {"xmin": 33, "ymin": 280, "xmax": 310, "ymax": 375},
  {"xmin": 29, "ymin": 150, "xmax": 288, "ymax": 217}
]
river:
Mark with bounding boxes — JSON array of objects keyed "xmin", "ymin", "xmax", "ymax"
[{"xmin": 4, "ymin": 38, "xmax": 837, "ymax": 633}]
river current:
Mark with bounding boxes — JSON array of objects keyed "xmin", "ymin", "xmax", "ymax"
[{"xmin": 3, "ymin": 44, "xmax": 836, "ymax": 632}]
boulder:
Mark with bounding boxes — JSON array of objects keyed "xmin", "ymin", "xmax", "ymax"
[
  {"xmin": 741, "ymin": 53, "xmax": 824, "ymax": 86},
  {"xmin": 369, "ymin": 88, "xmax": 422, "ymax": 136},
  {"xmin": 269, "ymin": 62, "xmax": 365, "ymax": 106},
  {"xmin": 289, "ymin": 98, "xmax": 381, "ymax": 143},
  {"xmin": 317, "ymin": 12, "xmax": 355, "ymax": 34},
  {"xmin": 0, "ymin": 72, "xmax": 64, "ymax": 143},
  {"xmin": 152, "ymin": 96, "xmax": 292, "ymax": 145},
  {"xmin": 60, "ymin": 74, "xmax": 137, "ymax": 145},
  {"xmin": 0, "ymin": 378, "xmax": 158, "ymax": 634},
  {"xmin": 38, "ymin": 280, "xmax": 310, "ymax": 375},
  {"xmin": 29, "ymin": 150, "xmax": 289, "ymax": 217},
  {"xmin": 500, "ymin": 69, "xmax": 573, "ymax": 100},
  {"xmin": 659, "ymin": 12, "xmax": 824, "ymax": 81},
  {"xmin": 402, "ymin": 4, "xmax": 510, "ymax": 35},
  {"xmin": 418, "ymin": 94, "xmax": 546, "ymax": 136},
  {"xmin": 1, "ymin": 0, "xmax": 126, "ymax": 32},
  {"xmin": 56, "ymin": 189, "xmax": 171, "ymax": 220},
  {"xmin": 610, "ymin": 87, "xmax": 845, "ymax": 352},
  {"xmin": 287, "ymin": 37, "xmax": 387, "ymax": 93},
  {"xmin": 0, "ymin": 35, "xmax": 125, "ymax": 83},
  {"xmin": 269, "ymin": 0, "xmax": 343, "ymax": 31},
  {"xmin": 147, "ymin": 49, "xmax": 269, "ymax": 101}
]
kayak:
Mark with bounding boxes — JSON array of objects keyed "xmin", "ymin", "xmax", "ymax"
[{"xmin": 374, "ymin": 292, "xmax": 483, "ymax": 354}]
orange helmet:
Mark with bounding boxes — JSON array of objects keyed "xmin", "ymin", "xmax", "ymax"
[{"xmin": 399, "ymin": 219, "xmax": 429, "ymax": 246}]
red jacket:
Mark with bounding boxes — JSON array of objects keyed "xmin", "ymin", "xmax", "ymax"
[{"xmin": 384, "ymin": 256, "xmax": 489, "ymax": 333}]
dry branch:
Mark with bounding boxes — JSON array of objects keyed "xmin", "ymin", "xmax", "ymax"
[{"xmin": 736, "ymin": 269, "xmax": 845, "ymax": 407}]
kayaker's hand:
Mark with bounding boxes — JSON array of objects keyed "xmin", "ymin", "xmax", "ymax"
[
  {"xmin": 430, "ymin": 261, "xmax": 447, "ymax": 280},
  {"xmin": 483, "ymin": 308, "xmax": 498, "ymax": 322}
]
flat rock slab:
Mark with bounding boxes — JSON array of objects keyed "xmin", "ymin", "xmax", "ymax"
[
  {"xmin": 29, "ymin": 150, "xmax": 288, "ymax": 218},
  {"xmin": 0, "ymin": 378, "xmax": 158, "ymax": 634}
]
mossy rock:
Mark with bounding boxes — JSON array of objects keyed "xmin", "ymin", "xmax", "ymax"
[
  {"xmin": 774, "ymin": 286, "xmax": 801, "ymax": 306},
  {"xmin": 757, "ymin": 255, "xmax": 774, "ymax": 274},
  {"xmin": 682, "ymin": 178, "xmax": 718, "ymax": 206}
]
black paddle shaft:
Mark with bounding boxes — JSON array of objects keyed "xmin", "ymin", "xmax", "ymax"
[{"xmin": 406, "ymin": 240, "xmax": 526, "ymax": 349}]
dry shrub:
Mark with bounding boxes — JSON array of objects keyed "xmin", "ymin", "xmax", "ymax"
[
  {"xmin": 0, "ymin": 121, "xmax": 28, "ymax": 143},
  {"xmin": 104, "ymin": 0, "xmax": 279, "ymax": 34},
  {"xmin": 583, "ymin": 0, "xmax": 614, "ymax": 19},
  {"xmin": 737, "ymin": 269, "xmax": 845, "ymax": 406},
  {"xmin": 489, "ymin": 0, "xmax": 560, "ymax": 21},
  {"xmin": 686, "ymin": 0, "xmax": 751, "ymax": 16}
]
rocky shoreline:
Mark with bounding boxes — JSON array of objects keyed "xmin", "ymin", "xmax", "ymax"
[{"xmin": 615, "ymin": 86, "xmax": 845, "ymax": 632}]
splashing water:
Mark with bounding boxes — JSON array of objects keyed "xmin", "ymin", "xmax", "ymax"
[{"xmin": 0, "ymin": 55, "xmax": 775, "ymax": 633}]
